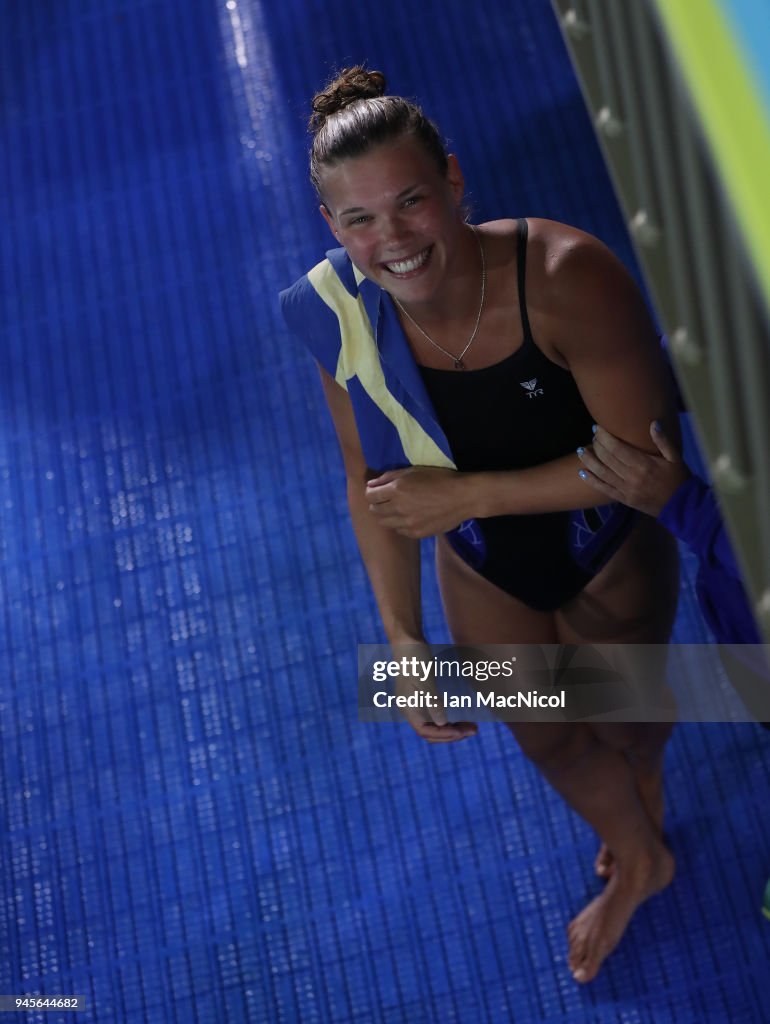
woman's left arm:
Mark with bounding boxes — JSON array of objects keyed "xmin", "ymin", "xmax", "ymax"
[{"xmin": 468, "ymin": 224, "xmax": 681, "ymax": 518}]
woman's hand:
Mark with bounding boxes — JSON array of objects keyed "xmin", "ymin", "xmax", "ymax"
[
  {"xmin": 577, "ymin": 422, "xmax": 691, "ymax": 517},
  {"xmin": 365, "ymin": 467, "xmax": 473, "ymax": 538},
  {"xmin": 391, "ymin": 639, "xmax": 478, "ymax": 743}
]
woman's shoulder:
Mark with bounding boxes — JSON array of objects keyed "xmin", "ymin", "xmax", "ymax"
[
  {"xmin": 475, "ymin": 216, "xmax": 617, "ymax": 317},
  {"xmin": 525, "ymin": 217, "xmax": 610, "ymax": 266},
  {"xmin": 521, "ymin": 218, "xmax": 632, "ymax": 312},
  {"xmin": 477, "ymin": 217, "xmax": 519, "ymax": 237},
  {"xmin": 479, "ymin": 216, "xmax": 597, "ymax": 244},
  {"xmin": 478, "ymin": 217, "xmax": 608, "ymax": 272}
]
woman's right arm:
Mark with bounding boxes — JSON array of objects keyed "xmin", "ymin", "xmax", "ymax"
[
  {"xmin": 317, "ymin": 364, "xmax": 425, "ymax": 645},
  {"xmin": 317, "ymin": 364, "xmax": 477, "ymax": 743}
]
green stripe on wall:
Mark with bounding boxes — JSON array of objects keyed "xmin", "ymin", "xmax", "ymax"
[{"xmin": 654, "ymin": 0, "xmax": 770, "ymax": 308}]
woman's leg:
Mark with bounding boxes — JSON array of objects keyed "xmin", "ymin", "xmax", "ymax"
[
  {"xmin": 551, "ymin": 517, "xmax": 680, "ymax": 980},
  {"xmin": 508, "ymin": 716, "xmax": 674, "ymax": 982},
  {"xmin": 435, "ymin": 519, "xmax": 680, "ymax": 983},
  {"xmin": 556, "ymin": 517, "xmax": 680, "ymax": 877}
]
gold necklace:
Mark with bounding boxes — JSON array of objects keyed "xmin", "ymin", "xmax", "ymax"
[{"xmin": 393, "ymin": 225, "xmax": 485, "ymax": 370}]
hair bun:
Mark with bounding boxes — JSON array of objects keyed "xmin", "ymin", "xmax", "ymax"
[{"xmin": 309, "ymin": 66, "xmax": 387, "ymax": 132}]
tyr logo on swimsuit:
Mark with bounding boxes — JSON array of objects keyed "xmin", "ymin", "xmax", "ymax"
[{"xmin": 520, "ymin": 378, "xmax": 544, "ymax": 398}]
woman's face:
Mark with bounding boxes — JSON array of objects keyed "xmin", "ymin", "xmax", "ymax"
[{"xmin": 319, "ymin": 135, "xmax": 465, "ymax": 305}]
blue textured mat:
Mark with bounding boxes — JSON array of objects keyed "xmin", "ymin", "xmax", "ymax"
[{"xmin": 1, "ymin": 2, "xmax": 769, "ymax": 1022}]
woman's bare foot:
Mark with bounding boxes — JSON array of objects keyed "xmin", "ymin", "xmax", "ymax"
[
  {"xmin": 570, "ymin": 842, "xmax": 675, "ymax": 983},
  {"xmin": 595, "ymin": 762, "xmax": 665, "ymax": 878}
]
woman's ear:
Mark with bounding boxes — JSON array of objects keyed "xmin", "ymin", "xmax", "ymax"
[
  {"xmin": 446, "ymin": 154, "xmax": 465, "ymax": 206},
  {"xmin": 319, "ymin": 203, "xmax": 339, "ymax": 238}
]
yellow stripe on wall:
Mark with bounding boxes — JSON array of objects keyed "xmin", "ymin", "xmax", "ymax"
[
  {"xmin": 307, "ymin": 261, "xmax": 456, "ymax": 469},
  {"xmin": 654, "ymin": 0, "xmax": 770, "ymax": 309}
]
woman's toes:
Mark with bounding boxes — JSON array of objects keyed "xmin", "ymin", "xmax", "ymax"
[
  {"xmin": 568, "ymin": 943, "xmax": 602, "ymax": 983},
  {"xmin": 566, "ymin": 925, "xmax": 586, "ymax": 972}
]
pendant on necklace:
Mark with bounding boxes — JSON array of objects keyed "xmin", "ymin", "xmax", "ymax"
[{"xmin": 454, "ymin": 358, "xmax": 466, "ymax": 370}]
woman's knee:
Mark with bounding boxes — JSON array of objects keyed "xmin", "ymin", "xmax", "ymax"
[
  {"xmin": 507, "ymin": 721, "xmax": 593, "ymax": 773},
  {"xmin": 626, "ymin": 721, "xmax": 675, "ymax": 767},
  {"xmin": 591, "ymin": 721, "xmax": 674, "ymax": 764},
  {"xmin": 590, "ymin": 722, "xmax": 642, "ymax": 753}
]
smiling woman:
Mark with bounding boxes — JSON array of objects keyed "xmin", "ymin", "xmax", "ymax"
[{"xmin": 279, "ymin": 66, "xmax": 682, "ymax": 984}]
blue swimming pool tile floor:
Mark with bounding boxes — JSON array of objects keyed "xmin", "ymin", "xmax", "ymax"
[{"xmin": 2, "ymin": 1, "xmax": 769, "ymax": 1022}]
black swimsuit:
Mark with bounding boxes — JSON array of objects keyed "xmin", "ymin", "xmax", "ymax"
[{"xmin": 418, "ymin": 219, "xmax": 635, "ymax": 611}]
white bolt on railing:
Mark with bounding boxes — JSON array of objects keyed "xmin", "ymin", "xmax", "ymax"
[
  {"xmin": 561, "ymin": 8, "xmax": 590, "ymax": 40},
  {"xmin": 756, "ymin": 589, "xmax": 770, "ymax": 629},
  {"xmin": 711, "ymin": 453, "xmax": 750, "ymax": 493},
  {"xmin": 595, "ymin": 106, "xmax": 624, "ymax": 138},
  {"xmin": 629, "ymin": 209, "xmax": 661, "ymax": 247},
  {"xmin": 669, "ymin": 326, "xmax": 703, "ymax": 366}
]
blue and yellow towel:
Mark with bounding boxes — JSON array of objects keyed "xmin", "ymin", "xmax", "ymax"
[{"xmin": 279, "ymin": 247, "xmax": 487, "ymax": 565}]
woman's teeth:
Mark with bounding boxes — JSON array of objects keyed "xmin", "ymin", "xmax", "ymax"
[{"xmin": 384, "ymin": 247, "xmax": 431, "ymax": 274}]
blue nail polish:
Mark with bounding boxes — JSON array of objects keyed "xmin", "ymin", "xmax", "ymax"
[
  {"xmin": 576, "ymin": 447, "xmax": 585, "ymax": 456},
  {"xmin": 653, "ymin": 420, "xmax": 662, "ymax": 432},
  {"xmin": 578, "ymin": 469, "xmax": 588, "ymax": 480},
  {"xmin": 591, "ymin": 424, "xmax": 598, "ymax": 435}
]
